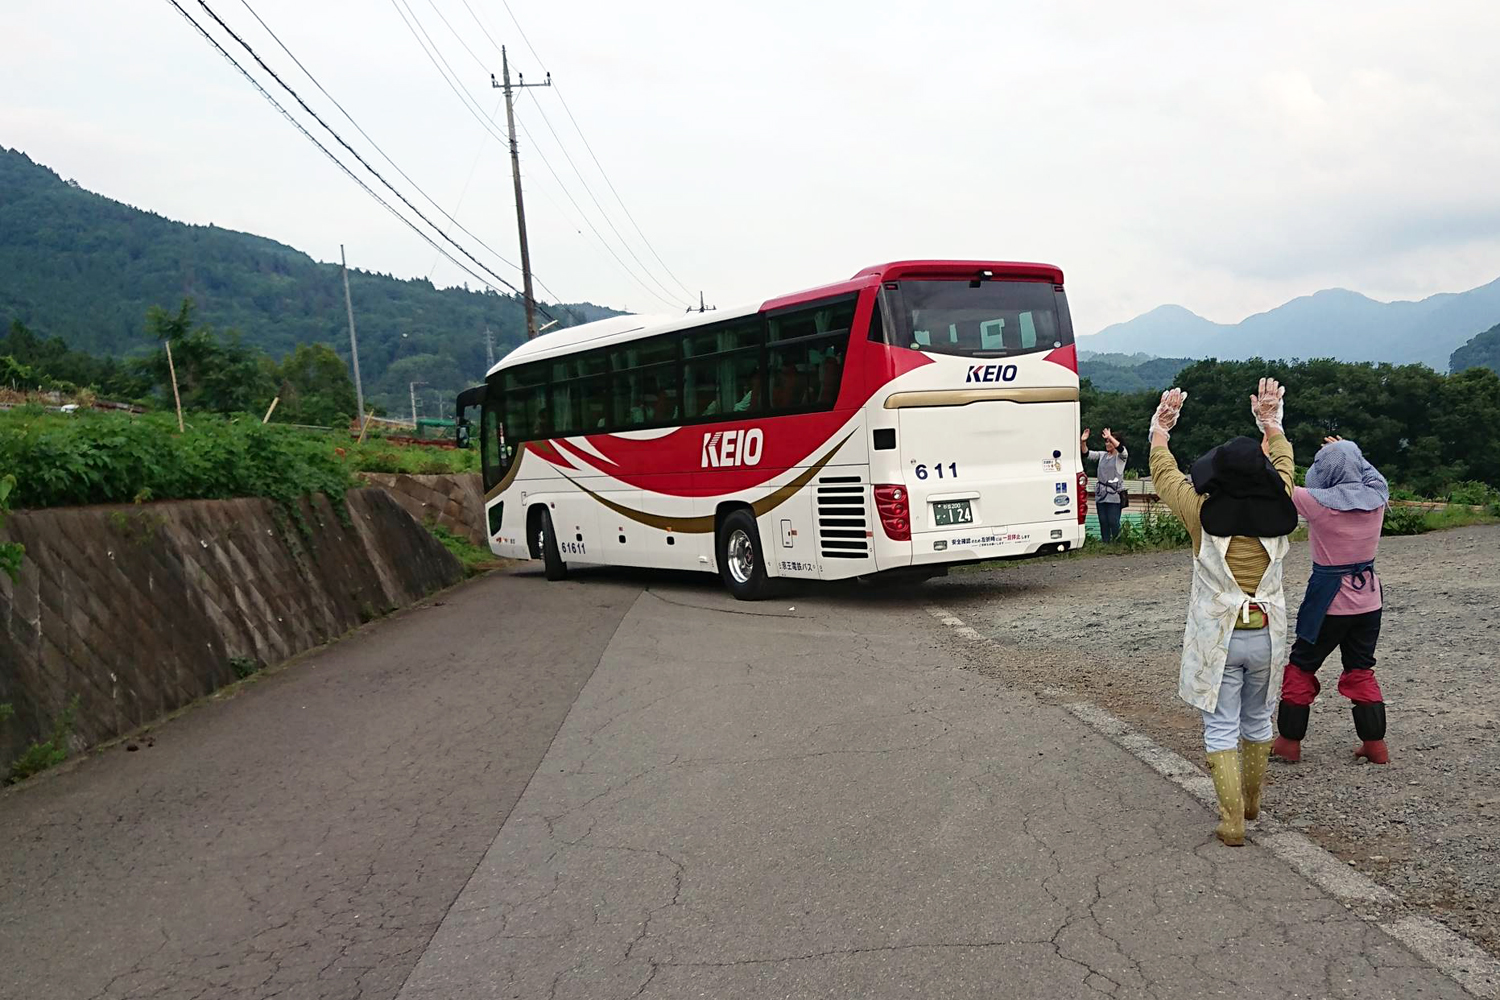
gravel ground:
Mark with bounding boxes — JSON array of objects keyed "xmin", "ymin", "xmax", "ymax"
[{"xmin": 926, "ymin": 523, "xmax": 1500, "ymax": 955}]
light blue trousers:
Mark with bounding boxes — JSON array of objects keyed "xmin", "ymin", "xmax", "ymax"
[{"xmin": 1201, "ymin": 629, "xmax": 1275, "ymax": 753}]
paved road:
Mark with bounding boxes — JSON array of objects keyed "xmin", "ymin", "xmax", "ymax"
[
  {"xmin": 0, "ymin": 571, "xmax": 640, "ymax": 1000},
  {"xmin": 0, "ymin": 566, "xmax": 1473, "ymax": 999}
]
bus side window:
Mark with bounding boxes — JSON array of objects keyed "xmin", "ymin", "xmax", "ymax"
[{"xmin": 765, "ymin": 295, "xmax": 855, "ymax": 414}]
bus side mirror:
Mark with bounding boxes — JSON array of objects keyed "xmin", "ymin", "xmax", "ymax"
[{"xmin": 456, "ymin": 418, "xmax": 472, "ymax": 449}]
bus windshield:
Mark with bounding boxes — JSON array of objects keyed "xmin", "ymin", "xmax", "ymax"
[{"xmin": 889, "ymin": 280, "xmax": 1070, "ymax": 359}]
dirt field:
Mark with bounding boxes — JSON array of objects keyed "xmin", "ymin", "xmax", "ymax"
[{"xmin": 927, "ymin": 523, "xmax": 1500, "ymax": 955}]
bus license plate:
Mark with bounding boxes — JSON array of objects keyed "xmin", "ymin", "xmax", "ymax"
[{"xmin": 932, "ymin": 499, "xmax": 972, "ymax": 526}]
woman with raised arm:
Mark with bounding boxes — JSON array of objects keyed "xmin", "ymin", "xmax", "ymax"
[
  {"xmin": 1080, "ymin": 426, "xmax": 1129, "ymax": 542},
  {"xmin": 1273, "ymin": 437, "xmax": 1391, "ymax": 765},
  {"xmin": 1148, "ymin": 379, "xmax": 1298, "ymax": 846}
]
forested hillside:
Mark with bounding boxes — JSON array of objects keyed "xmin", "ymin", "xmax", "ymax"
[
  {"xmin": 1080, "ymin": 357, "xmax": 1500, "ymax": 496},
  {"xmin": 1451, "ymin": 322, "xmax": 1500, "ymax": 375},
  {"xmin": 1077, "ymin": 352, "xmax": 1192, "ymax": 392},
  {"xmin": 0, "ymin": 147, "xmax": 615, "ymax": 413}
]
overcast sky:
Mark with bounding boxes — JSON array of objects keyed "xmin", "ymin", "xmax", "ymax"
[{"xmin": 4, "ymin": 0, "xmax": 1499, "ymax": 334}]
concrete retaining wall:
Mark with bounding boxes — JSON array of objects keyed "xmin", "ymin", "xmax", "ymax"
[
  {"xmin": 0, "ymin": 488, "xmax": 463, "ymax": 767},
  {"xmin": 360, "ymin": 472, "xmax": 486, "ymax": 546}
]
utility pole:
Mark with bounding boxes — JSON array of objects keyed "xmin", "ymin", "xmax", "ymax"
[
  {"xmin": 409, "ymin": 380, "xmax": 426, "ymax": 427},
  {"xmin": 484, "ymin": 326, "xmax": 495, "ymax": 370},
  {"xmin": 340, "ymin": 245, "xmax": 365, "ymax": 419},
  {"xmin": 491, "ymin": 49, "xmax": 550, "ymax": 339}
]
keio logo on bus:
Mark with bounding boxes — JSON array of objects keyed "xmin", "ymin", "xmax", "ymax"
[
  {"xmin": 966, "ymin": 363, "xmax": 1019, "ymax": 384},
  {"xmin": 701, "ymin": 428, "xmax": 765, "ymax": 468}
]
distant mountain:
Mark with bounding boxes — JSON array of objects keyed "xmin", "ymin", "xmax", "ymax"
[
  {"xmin": 1451, "ymin": 322, "xmax": 1500, "ymax": 375},
  {"xmin": 0, "ymin": 146, "xmax": 618, "ymax": 412},
  {"xmin": 1081, "ymin": 282, "xmax": 1500, "ymax": 372},
  {"xmin": 1078, "ymin": 352, "xmax": 1193, "ymax": 393}
]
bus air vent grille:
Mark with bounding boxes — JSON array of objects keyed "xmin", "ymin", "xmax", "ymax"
[{"xmin": 816, "ymin": 480, "xmax": 869, "ymax": 559}]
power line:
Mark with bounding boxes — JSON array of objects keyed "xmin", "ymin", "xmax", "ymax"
[
  {"xmin": 192, "ymin": 0, "xmax": 555, "ymax": 316},
  {"xmin": 232, "ymin": 1, "xmax": 565, "ymax": 305},
  {"xmin": 389, "ymin": 0, "xmax": 688, "ymax": 311},
  {"xmin": 426, "ymin": 94, "xmax": 504, "ymax": 280},
  {"xmin": 524, "ymin": 90, "xmax": 690, "ymax": 307},
  {"xmin": 419, "ymin": 0, "xmax": 491, "ymax": 74},
  {"xmin": 487, "ymin": 0, "xmax": 696, "ymax": 298},
  {"xmin": 512, "ymin": 111, "xmax": 686, "ymax": 311},
  {"xmin": 161, "ymin": 0, "xmax": 544, "ymax": 315}
]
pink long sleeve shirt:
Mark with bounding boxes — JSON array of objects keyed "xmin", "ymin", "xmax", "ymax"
[{"xmin": 1292, "ymin": 487, "xmax": 1384, "ymax": 615}]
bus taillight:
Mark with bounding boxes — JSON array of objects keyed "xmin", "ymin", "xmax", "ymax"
[
  {"xmin": 1076, "ymin": 471, "xmax": 1088, "ymax": 526},
  {"xmin": 874, "ymin": 484, "xmax": 911, "ymax": 541}
]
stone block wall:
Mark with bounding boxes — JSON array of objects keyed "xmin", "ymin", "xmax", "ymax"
[
  {"xmin": 359, "ymin": 472, "xmax": 486, "ymax": 546},
  {"xmin": 0, "ymin": 488, "xmax": 463, "ymax": 766}
]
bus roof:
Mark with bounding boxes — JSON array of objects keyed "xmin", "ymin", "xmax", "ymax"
[{"xmin": 486, "ymin": 259, "xmax": 1063, "ymax": 377}]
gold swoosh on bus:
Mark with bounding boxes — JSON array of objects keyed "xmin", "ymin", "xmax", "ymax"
[
  {"xmin": 883, "ymin": 387, "xmax": 1079, "ymax": 408},
  {"xmin": 558, "ymin": 432, "xmax": 856, "ymax": 534}
]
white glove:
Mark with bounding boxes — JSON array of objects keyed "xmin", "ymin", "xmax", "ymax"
[
  {"xmin": 1250, "ymin": 377, "xmax": 1285, "ymax": 433},
  {"xmin": 1149, "ymin": 388, "xmax": 1187, "ymax": 441}
]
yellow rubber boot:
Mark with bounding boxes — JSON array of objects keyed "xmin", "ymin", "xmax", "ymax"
[
  {"xmin": 1206, "ymin": 749, "xmax": 1246, "ymax": 846},
  {"xmin": 1241, "ymin": 739, "xmax": 1273, "ymax": 821}
]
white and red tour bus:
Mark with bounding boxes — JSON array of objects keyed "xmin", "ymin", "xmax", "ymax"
[{"xmin": 459, "ymin": 260, "xmax": 1087, "ymax": 599}]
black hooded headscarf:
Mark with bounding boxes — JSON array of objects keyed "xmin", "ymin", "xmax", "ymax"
[{"xmin": 1189, "ymin": 436, "xmax": 1298, "ymax": 538}]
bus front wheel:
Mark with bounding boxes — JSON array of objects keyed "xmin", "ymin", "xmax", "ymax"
[
  {"xmin": 717, "ymin": 509, "xmax": 770, "ymax": 601},
  {"xmin": 534, "ymin": 507, "xmax": 568, "ymax": 581}
]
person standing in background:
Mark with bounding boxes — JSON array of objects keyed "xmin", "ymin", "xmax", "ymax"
[
  {"xmin": 1273, "ymin": 436, "xmax": 1392, "ymax": 764},
  {"xmin": 1081, "ymin": 427, "xmax": 1130, "ymax": 543}
]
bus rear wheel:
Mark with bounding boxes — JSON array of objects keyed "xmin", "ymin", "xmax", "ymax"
[
  {"xmin": 717, "ymin": 509, "xmax": 769, "ymax": 601},
  {"xmin": 534, "ymin": 507, "xmax": 568, "ymax": 581}
]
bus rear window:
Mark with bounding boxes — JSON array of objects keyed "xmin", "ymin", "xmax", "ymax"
[{"xmin": 886, "ymin": 280, "xmax": 1070, "ymax": 358}]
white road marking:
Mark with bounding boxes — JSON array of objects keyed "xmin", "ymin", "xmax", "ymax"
[{"xmin": 925, "ymin": 603, "xmax": 1497, "ymax": 998}]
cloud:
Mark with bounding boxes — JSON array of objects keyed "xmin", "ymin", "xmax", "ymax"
[{"xmin": 1, "ymin": 0, "xmax": 1498, "ymax": 332}]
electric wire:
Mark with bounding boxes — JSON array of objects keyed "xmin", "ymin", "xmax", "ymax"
[
  {"xmin": 231, "ymin": 0, "xmax": 564, "ymax": 303},
  {"xmin": 487, "ymin": 0, "xmax": 697, "ymax": 299},
  {"xmin": 162, "ymin": 0, "xmax": 547, "ymax": 316},
  {"xmin": 191, "ymin": 0, "xmax": 556, "ymax": 318},
  {"xmin": 388, "ymin": 0, "xmax": 687, "ymax": 310}
]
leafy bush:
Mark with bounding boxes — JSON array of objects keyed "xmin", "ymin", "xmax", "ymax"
[
  {"xmin": 0, "ymin": 473, "xmax": 22, "ymax": 580},
  {"xmin": 1108, "ymin": 505, "xmax": 1193, "ymax": 552},
  {"xmin": 424, "ymin": 520, "xmax": 502, "ymax": 577},
  {"xmin": 343, "ymin": 439, "xmax": 479, "ymax": 475},
  {"xmin": 1446, "ymin": 481, "xmax": 1500, "ymax": 507},
  {"xmin": 1382, "ymin": 505, "xmax": 1430, "ymax": 537},
  {"xmin": 0, "ymin": 409, "xmax": 353, "ymax": 508},
  {"xmin": 6, "ymin": 695, "xmax": 79, "ymax": 784}
]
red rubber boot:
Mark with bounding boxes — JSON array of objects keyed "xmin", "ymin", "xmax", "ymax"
[
  {"xmin": 1272, "ymin": 736, "xmax": 1302, "ymax": 763},
  {"xmin": 1354, "ymin": 740, "xmax": 1389, "ymax": 764}
]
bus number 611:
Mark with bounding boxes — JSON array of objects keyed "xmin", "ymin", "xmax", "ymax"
[{"xmin": 915, "ymin": 463, "xmax": 958, "ymax": 480}]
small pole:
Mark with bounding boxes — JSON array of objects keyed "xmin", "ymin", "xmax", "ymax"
[
  {"xmin": 358, "ymin": 408, "xmax": 374, "ymax": 444},
  {"xmin": 164, "ymin": 340, "xmax": 185, "ymax": 433},
  {"xmin": 409, "ymin": 380, "xmax": 426, "ymax": 427},
  {"xmin": 262, "ymin": 395, "xmax": 280, "ymax": 424},
  {"xmin": 341, "ymin": 245, "xmax": 366, "ymax": 419}
]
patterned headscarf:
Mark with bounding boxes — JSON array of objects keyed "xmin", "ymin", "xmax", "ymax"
[{"xmin": 1304, "ymin": 440, "xmax": 1389, "ymax": 512}]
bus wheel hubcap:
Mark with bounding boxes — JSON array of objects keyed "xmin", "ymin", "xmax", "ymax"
[{"xmin": 727, "ymin": 529, "xmax": 755, "ymax": 584}]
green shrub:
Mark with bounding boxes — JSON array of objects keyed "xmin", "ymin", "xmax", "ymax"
[
  {"xmin": 0, "ymin": 409, "xmax": 353, "ymax": 508},
  {"xmin": 6, "ymin": 695, "xmax": 80, "ymax": 784},
  {"xmin": 1446, "ymin": 481, "xmax": 1499, "ymax": 507},
  {"xmin": 1382, "ymin": 505, "xmax": 1430, "ymax": 537},
  {"xmin": 425, "ymin": 520, "xmax": 501, "ymax": 577},
  {"xmin": 0, "ymin": 473, "xmax": 22, "ymax": 581},
  {"xmin": 1139, "ymin": 505, "xmax": 1192, "ymax": 547},
  {"xmin": 228, "ymin": 656, "xmax": 261, "ymax": 679}
]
